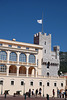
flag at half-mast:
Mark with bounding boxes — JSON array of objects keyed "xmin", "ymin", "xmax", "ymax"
[{"xmin": 37, "ymin": 19, "xmax": 42, "ymax": 24}]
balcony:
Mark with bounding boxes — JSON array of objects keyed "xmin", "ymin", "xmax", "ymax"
[
  {"xmin": 0, "ymin": 60, "xmax": 36, "ymax": 66},
  {"xmin": 0, "ymin": 72, "xmax": 6, "ymax": 76},
  {"xmin": 9, "ymin": 73, "xmax": 17, "ymax": 76},
  {"xmin": 9, "ymin": 61, "xmax": 17, "ymax": 64},
  {"xmin": 19, "ymin": 62, "xmax": 27, "ymax": 65},
  {"xmin": 0, "ymin": 60, "xmax": 7, "ymax": 64}
]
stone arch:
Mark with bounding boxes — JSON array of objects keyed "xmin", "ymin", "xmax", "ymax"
[
  {"xmin": 28, "ymin": 66, "xmax": 36, "ymax": 76},
  {"xmin": 19, "ymin": 66, "xmax": 26, "ymax": 74},
  {"xmin": 9, "ymin": 65, "xmax": 17, "ymax": 73}
]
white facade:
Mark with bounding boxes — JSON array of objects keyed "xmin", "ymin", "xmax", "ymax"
[
  {"xmin": 0, "ymin": 36, "xmax": 66, "ymax": 97},
  {"xmin": 0, "ymin": 76, "xmax": 66, "ymax": 97}
]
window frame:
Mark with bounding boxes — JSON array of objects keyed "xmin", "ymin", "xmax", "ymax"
[
  {"xmin": 8, "ymin": 45, "xmax": 12, "ymax": 47},
  {"xmin": 30, "ymin": 81, "xmax": 33, "ymax": 86},
  {"xmin": 0, "ymin": 64, "xmax": 7, "ymax": 72},
  {"xmin": 47, "ymin": 72, "xmax": 49, "ymax": 76},
  {"xmin": 0, "ymin": 51, "xmax": 7, "ymax": 61},
  {"xmin": 11, "ymin": 81, "xmax": 14, "ymax": 85},
  {"xmin": 17, "ymin": 46, "xmax": 21, "ymax": 48},
  {"xmin": 21, "ymin": 81, "xmax": 24, "ymax": 85},
  {"xmin": 9, "ymin": 52, "xmax": 17, "ymax": 61},
  {"xmin": 39, "ymin": 82, "xmax": 42, "ymax": 86},
  {"xmin": 61, "ymin": 83, "xmax": 63, "ymax": 87},
  {"xmin": 0, "ymin": 80, "xmax": 3, "ymax": 85},
  {"xmin": 29, "ymin": 54, "xmax": 35, "ymax": 63},
  {"xmin": 54, "ymin": 83, "xmax": 57, "ymax": 87},
  {"xmin": 19, "ymin": 53, "xmax": 26, "ymax": 62},
  {"xmin": 47, "ymin": 82, "xmax": 50, "ymax": 86},
  {"xmin": 44, "ymin": 41, "xmax": 46, "ymax": 45},
  {"xmin": 44, "ymin": 50, "xmax": 46, "ymax": 53}
]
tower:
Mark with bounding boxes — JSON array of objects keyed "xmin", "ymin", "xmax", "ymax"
[{"xmin": 34, "ymin": 32, "xmax": 60, "ymax": 76}]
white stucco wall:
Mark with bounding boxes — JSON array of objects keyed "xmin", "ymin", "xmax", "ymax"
[{"xmin": 0, "ymin": 76, "xmax": 66, "ymax": 97}]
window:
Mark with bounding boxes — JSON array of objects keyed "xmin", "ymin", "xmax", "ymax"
[
  {"xmin": 9, "ymin": 45, "xmax": 12, "ymax": 47},
  {"xmin": 0, "ymin": 80, "xmax": 3, "ymax": 85},
  {"xmin": 26, "ymin": 47, "xmax": 29, "ymax": 50},
  {"xmin": 47, "ymin": 82, "xmax": 50, "ymax": 86},
  {"xmin": 17, "ymin": 46, "xmax": 21, "ymax": 48},
  {"xmin": 19, "ymin": 53, "xmax": 26, "ymax": 62},
  {"xmin": 44, "ymin": 41, "xmax": 46, "ymax": 45},
  {"xmin": 47, "ymin": 62, "xmax": 50, "ymax": 68},
  {"xmin": 44, "ymin": 50, "xmax": 46, "ymax": 53},
  {"xmin": 0, "ymin": 51, "xmax": 7, "ymax": 60},
  {"xmin": 21, "ymin": 81, "xmax": 24, "ymax": 85},
  {"xmin": 61, "ymin": 83, "xmax": 63, "ymax": 87},
  {"xmin": 0, "ymin": 44, "xmax": 2, "ymax": 46},
  {"xmin": 54, "ymin": 83, "xmax": 57, "ymax": 87},
  {"xmin": 47, "ymin": 72, "xmax": 49, "ymax": 76},
  {"xmin": 47, "ymin": 64, "xmax": 49, "ymax": 68},
  {"xmin": 35, "ymin": 49, "xmax": 38, "ymax": 51},
  {"xmin": 11, "ymin": 81, "xmax": 14, "ymax": 85},
  {"xmin": 0, "ymin": 64, "xmax": 7, "ymax": 72},
  {"xmin": 39, "ymin": 82, "xmax": 42, "ymax": 86},
  {"xmin": 29, "ymin": 54, "xmax": 35, "ymax": 63},
  {"xmin": 30, "ymin": 81, "xmax": 33, "ymax": 86},
  {"xmin": 9, "ymin": 52, "xmax": 17, "ymax": 61}
]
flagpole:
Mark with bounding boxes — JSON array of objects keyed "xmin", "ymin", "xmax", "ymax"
[{"xmin": 42, "ymin": 12, "xmax": 43, "ymax": 34}]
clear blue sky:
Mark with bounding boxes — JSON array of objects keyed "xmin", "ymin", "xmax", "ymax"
[{"xmin": 0, "ymin": 0, "xmax": 67, "ymax": 52}]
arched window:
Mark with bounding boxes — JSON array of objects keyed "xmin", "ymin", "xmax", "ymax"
[
  {"xmin": 9, "ymin": 52, "xmax": 17, "ymax": 61},
  {"xmin": 29, "ymin": 54, "xmax": 35, "ymax": 63},
  {"xmin": 0, "ymin": 51, "xmax": 7, "ymax": 60},
  {"xmin": 0, "ymin": 64, "xmax": 7, "ymax": 72},
  {"xmin": 19, "ymin": 53, "xmax": 26, "ymax": 62},
  {"xmin": 47, "ymin": 72, "xmax": 49, "ymax": 76}
]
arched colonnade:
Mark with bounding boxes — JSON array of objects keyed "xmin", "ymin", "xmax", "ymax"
[{"xmin": 7, "ymin": 65, "xmax": 37, "ymax": 77}]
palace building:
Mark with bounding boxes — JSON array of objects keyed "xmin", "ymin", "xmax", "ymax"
[{"xmin": 0, "ymin": 32, "xmax": 66, "ymax": 97}]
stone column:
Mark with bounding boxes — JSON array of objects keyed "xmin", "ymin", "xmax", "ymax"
[
  {"xmin": 17, "ymin": 66, "xmax": 20, "ymax": 77},
  {"xmin": 35, "ymin": 68, "xmax": 37, "ymax": 77},
  {"xmin": 26, "ymin": 53, "xmax": 30, "ymax": 65},
  {"xmin": 26, "ymin": 67, "xmax": 29, "ymax": 77},
  {"xmin": 6, "ymin": 51, "xmax": 11, "ymax": 63},
  {"xmin": 7, "ymin": 65, "xmax": 9, "ymax": 76},
  {"xmin": 16, "ymin": 52, "xmax": 20, "ymax": 64}
]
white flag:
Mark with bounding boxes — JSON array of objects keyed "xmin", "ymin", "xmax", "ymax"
[{"xmin": 37, "ymin": 19, "xmax": 42, "ymax": 24}]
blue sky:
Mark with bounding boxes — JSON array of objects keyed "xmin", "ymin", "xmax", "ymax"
[{"xmin": 0, "ymin": 0, "xmax": 67, "ymax": 52}]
